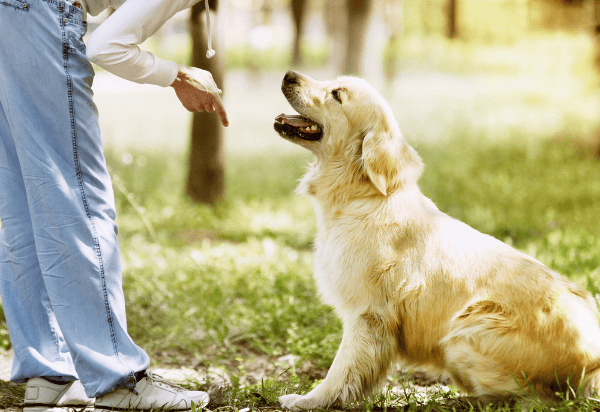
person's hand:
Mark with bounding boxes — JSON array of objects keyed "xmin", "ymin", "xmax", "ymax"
[{"xmin": 170, "ymin": 64, "xmax": 229, "ymax": 127}]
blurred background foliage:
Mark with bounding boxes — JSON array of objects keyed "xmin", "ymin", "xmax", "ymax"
[{"xmin": 1, "ymin": 0, "xmax": 599, "ymax": 380}]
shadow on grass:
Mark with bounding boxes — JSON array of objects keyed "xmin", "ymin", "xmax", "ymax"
[{"xmin": 0, "ymin": 380, "xmax": 24, "ymax": 411}]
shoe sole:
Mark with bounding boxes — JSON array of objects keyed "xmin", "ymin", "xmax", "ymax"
[{"xmin": 24, "ymin": 407, "xmax": 94, "ymax": 412}]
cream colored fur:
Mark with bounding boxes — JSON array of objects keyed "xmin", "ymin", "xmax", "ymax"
[{"xmin": 276, "ymin": 71, "xmax": 600, "ymax": 411}]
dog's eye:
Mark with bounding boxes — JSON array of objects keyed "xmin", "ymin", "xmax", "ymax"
[{"xmin": 331, "ymin": 88, "xmax": 343, "ymax": 104}]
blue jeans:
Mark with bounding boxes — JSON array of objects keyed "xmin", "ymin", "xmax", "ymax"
[{"xmin": 0, "ymin": 0, "xmax": 149, "ymax": 397}]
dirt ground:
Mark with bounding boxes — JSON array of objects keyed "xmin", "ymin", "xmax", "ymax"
[{"xmin": 0, "ymin": 350, "xmax": 10, "ymax": 381}]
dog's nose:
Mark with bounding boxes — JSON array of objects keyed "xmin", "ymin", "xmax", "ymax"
[{"xmin": 283, "ymin": 70, "xmax": 300, "ymax": 85}]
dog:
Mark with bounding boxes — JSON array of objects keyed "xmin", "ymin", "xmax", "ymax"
[{"xmin": 273, "ymin": 70, "xmax": 600, "ymax": 410}]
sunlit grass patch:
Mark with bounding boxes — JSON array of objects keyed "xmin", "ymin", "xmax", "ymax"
[
  {"xmin": 415, "ymin": 136, "xmax": 600, "ymax": 243},
  {"xmin": 101, "ymin": 135, "xmax": 600, "ymax": 375},
  {"xmin": 122, "ymin": 232, "xmax": 339, "ymax": 363},
  {"xmin": 392, "ymin": 33, "xmax": 598, "ymax": 80},
  {"xmin": 1, "ymin": 130, "xmax": 600, "ymax": 411}
]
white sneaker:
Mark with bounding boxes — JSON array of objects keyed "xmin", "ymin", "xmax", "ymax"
[
  {"xmin": 23, "ymin": 378, "xmax": 94, "ymax": 412},
  {"xmin": 95, "ymin": 371, "xmax": 209, "ymax": 411}
]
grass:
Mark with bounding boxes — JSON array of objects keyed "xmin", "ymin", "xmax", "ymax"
[
  {"xmin": 111, "ymin": 134, "xmax": 600, "ymax": 363},
  {"xmin": 111, "ymin": 136, "xmax": 600, "ymax": 412},
  {"xmin": 109, "ymin": 150, "xmax": 335, "ymax": 366},
  {"xmin": 5, "ymin": 136, "xmax": 600, "ymax": 411},
  {"xmin": 2, "ymin": 28, "xmax": 600, "ymax": 410}
]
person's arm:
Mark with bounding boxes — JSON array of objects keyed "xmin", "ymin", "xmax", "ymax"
[
  {"xmin": 86, "ymin": 0, "xmax": 196, "ymax": 86},
  {"xmin": 87, "ymin": 0, "xmax": 228, "ymax": 126}
]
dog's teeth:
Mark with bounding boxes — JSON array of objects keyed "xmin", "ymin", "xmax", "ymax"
[{"xmin": 311, "ymin": 125, "xmax": 318, "ymax": 131}]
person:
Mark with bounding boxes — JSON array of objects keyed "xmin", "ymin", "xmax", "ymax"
[{"xmin": 0, "ymin": 0, "xmax": 227, "ymax": 409}]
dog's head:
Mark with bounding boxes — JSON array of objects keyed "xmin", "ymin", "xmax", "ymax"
[{"xmin": 274, "ymin": 71, "xmax": 423, "ymax": 198}]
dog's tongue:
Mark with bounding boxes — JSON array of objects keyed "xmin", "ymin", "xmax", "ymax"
[{"xmin": 276, "ymin": 114, "xmax": 317, "ymax": 129}]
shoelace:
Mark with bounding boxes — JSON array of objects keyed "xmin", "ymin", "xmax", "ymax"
[
  {"xmin": 145, "ymin": 371, "xmax": 188, "ymax": 392},
  {"xmin": 204, "ymin": 0, "xmax": 215, "ymax": 58}
]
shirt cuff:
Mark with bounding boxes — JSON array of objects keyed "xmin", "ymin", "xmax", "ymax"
[{"xmin": 150, "ymin": 59, "xmax": 179, "ymax": 88}]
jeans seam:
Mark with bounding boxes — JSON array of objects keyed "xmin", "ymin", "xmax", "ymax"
[
  {"xmin": 59, "ymin": 3, "xmax": 136, "ymax": 389},
  {"xmin": 39, "ymin": 0, "xmax": 60, "ymax": 6},
  {"xmin": 0, "ymin": 1, "xmax": 28, "ymax": 11}
]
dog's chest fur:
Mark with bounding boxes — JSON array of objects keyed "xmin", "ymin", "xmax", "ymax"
[
  {"xmin": 312, "ymin": 211, "xmax": 373, "ymax": 312},
  {"xmin": 309, "ymin": 193, "xmax": 426, "ymax": 316}
]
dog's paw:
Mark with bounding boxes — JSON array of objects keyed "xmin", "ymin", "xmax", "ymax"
[
  {"xmin": 279, "ymin": 394, "xmax": 305, "ymax": 411},
  {"xmin": 279, "ymin": 393, "xmax": 324, "ymax": 411}
]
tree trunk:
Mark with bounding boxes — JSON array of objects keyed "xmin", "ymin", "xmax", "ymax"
[
  {"xmin": 595, "ymin": 0, "xmax": 600, "ymax": 157},
  {"xmin": 291, "ymin": 0, "xmax": 307, "ymax": 66},
  {"xmin": 448, "ymin": 0, "xmax": 457, "ymax": 38},
  {"xmin": 344, "ymin": 0, "xmax": 373, "ymax": 75},
  {"xmin": 324, "ymin": 0, "xmax": 347, "ymax": 74},
  {"xmin": 187, "ymin": 0, "xmax": 226, "ymax": 204},
  {"xmin": 595, "ymin": 0, "xmax": 600, "ymax": 74}
]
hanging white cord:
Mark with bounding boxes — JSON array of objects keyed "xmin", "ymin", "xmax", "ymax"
[{"xmin": 204, "ymin": 0, "xmax": 215, "ymax": 58}]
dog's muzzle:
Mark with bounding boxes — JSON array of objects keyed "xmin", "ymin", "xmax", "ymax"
[{"xmin": 274, "ymin": 71, "xmax": 323, "ymax": 142}]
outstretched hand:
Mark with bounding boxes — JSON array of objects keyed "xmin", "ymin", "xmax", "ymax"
[{"xmin": 170, "ymin": 65, "xmax": 229, "ymax": 127}]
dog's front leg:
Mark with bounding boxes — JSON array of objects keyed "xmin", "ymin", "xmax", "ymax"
[{"xmin": 280, "ymin": 311, "xmax": 398, "ymax": 411}]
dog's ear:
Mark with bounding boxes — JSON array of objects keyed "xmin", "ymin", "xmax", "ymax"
[{"xmin": 361, "ymin": 124, "xmax": 422, "ymax": 196}]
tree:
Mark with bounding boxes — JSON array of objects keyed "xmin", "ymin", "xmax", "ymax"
[
  {"xmin": 595, "ymin": 0, "xmax": 600, "ymax": 156},
  {"xmin": 187, "ymin": 0, "xmax": 226, "ymax": 204},
  {"xmin": 345, "ymin": 0, "xmax": 373, "ymax": 75},
  {"xmin": 595, "ymin": 0, "xmax": 600, "ymax": 74},
  {"xmin": 448, "ymin": 0, "xmax": 457, "ymax": 39},
  {"xmin": 291, "ymin": 0, "xmax": 307, "ymax": 66}
]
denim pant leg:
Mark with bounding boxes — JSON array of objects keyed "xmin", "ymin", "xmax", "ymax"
[
  {"xmin": 0, "ymin": 96, "xmax": 79, "ymax": 384},
  {"xmin": 0, "ymin": 0, "xmax": 149, "ymax": 397}
]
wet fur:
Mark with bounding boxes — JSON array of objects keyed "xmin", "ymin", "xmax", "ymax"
[{"xmin": 276, "ymin": 71, "xmax": 600, "ymax": 410}]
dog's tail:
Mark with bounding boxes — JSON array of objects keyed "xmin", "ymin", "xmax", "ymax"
[{"xmin": 583, "ymin": 366, "xmax": 600, "ymax": 398}]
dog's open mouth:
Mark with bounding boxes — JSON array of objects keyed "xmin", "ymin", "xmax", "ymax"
[{"xmin": 274, "ymin": 114, "xmax": 323, "ymax": 141}]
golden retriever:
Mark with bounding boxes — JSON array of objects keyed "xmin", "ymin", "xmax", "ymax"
[{"xmin": 273, "ymin": 70, "xmax": 600, "ymax": 410}]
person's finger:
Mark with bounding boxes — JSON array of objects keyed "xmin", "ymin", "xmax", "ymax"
[
  {"xmin": 211, "ymin": 96, "xmax": 228, "ymax": 127},
  {"xmin": 204, "ymin": 102, "xmax": 214, "ymax": 112},
  {"xmin": 211, "ymin": 89, "xmax": 225, "ymax": 110}
]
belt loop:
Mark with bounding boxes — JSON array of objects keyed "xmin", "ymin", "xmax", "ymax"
[
  {"xmin": 64, "ymin": 0, "xmax": 87, "ymax": 23},
  {"xmin": 73, "ymin": 1, "xmax": 86, "ymax": 20}
]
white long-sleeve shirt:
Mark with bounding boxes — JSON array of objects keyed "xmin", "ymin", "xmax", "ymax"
[{"xmin": 84, "ymin": 0, "xmax": 200, "ymax": 87}]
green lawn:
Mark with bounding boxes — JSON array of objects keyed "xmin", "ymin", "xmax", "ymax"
[
  {"xmin": 7, "ymin": 135, "xmax": 588, "ymax": 411},
  {"xmin": 117, "ymin": 137, "xmax": 600, "ymax": 411},
  {"xmin": 2, "ymin": 124, "xmax": 600, "ymax": 412},
  {"xmin": 3, "ymin": 86, "xmax": 600, "ymax": 410},
  {"xmin": 106, "ymin": 134, "xmax": 600, "ymax": 362},
  {"xmin": 2, "ymin": 30, "xmax": 600, "ymax": 410}
]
